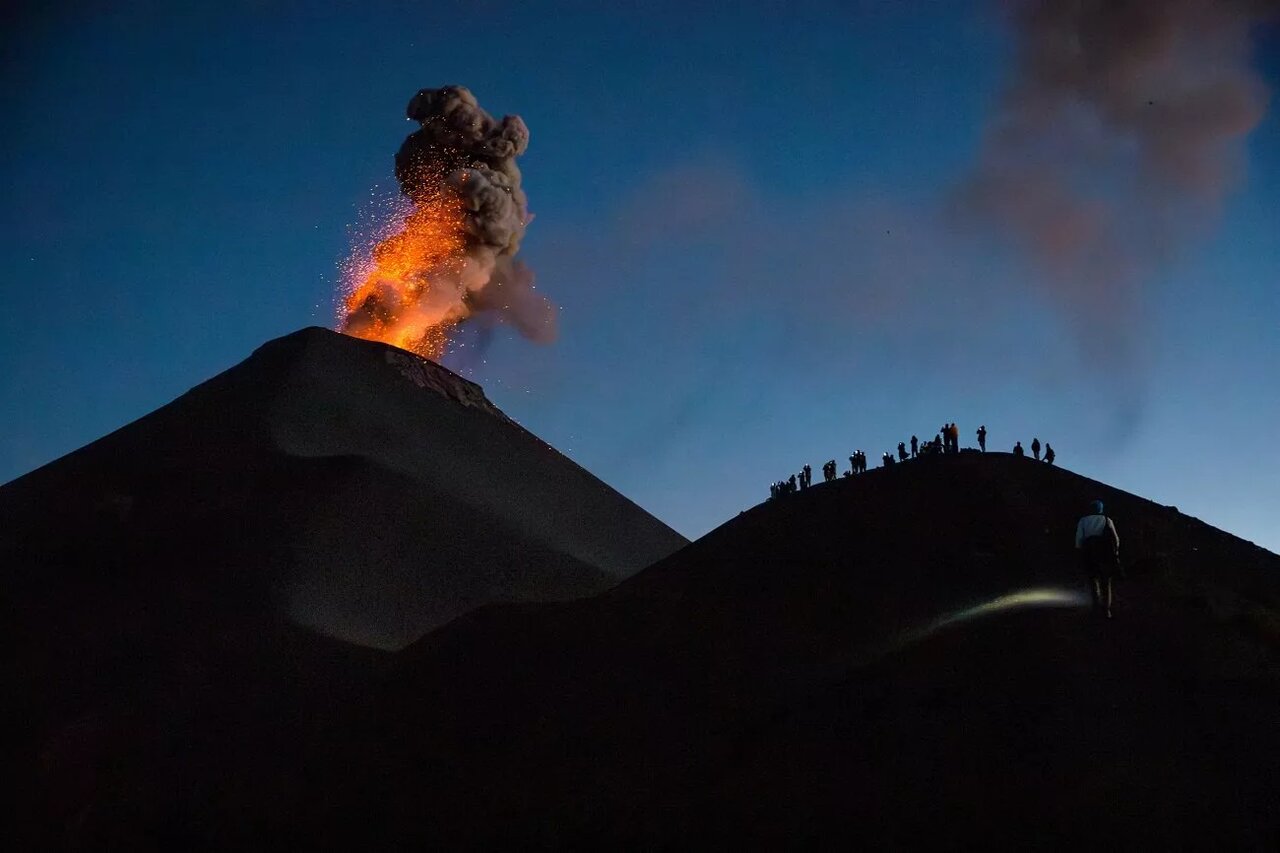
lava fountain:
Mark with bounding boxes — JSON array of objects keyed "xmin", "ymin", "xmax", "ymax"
[{"xmin": 339, "ymin": 86, "xmax": 556, "ymax": 360}]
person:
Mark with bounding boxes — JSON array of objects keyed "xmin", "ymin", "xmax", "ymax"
[
  {"xmin": 1044, "ymin": 443, "xmax": 1055, "ymax": 465},
  {"xmin": 977, "ymin": 425, "xmax": 986, "ymax": 452},
  {"xmin": 949, "ymin": 422, "xmax": 960, "ymax": 453},
  {"xmin": 1013, "ymin": 441, "xmax": 1024, "ymax": 457},
  {"xmin": 910, "ymin": 435, "xmax": 918, "ymax": 458},
  {"xmin": 933, "ymin": 434, "xmax": 943, "ymax": 454},
  {"xmin": 1031, "ymin": 437, "xmax": 1041, "ymax": 461},
  {"xmin": 802, "ymin": 464, "xmax": 812, "ymax": 489},
  {"xmin": 849, "ymin": 454, "xmax": 857, "ymax": 476},
  {"xmin": 788, "ymin": 474, "xmax": 797, "ymax": 493},
  {"xmin": 1075, "ymin": 499, "xmax": 1120, "ymax": 618},
  {"xmin": 898, "ymin": 442, "xmax": 908, "ymax": 462}
]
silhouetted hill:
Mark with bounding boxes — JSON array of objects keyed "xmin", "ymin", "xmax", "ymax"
[
  {"xmin": 8, "ymin": 404, "xmax": 1278, "ymax": 848},
  {"xmin": 1, "ymin": 327, "xmax": 686, "ymax": 849},
  {"xmin": 1, "ymin": 327, "xmax": 687, "ymax": 649},
  {"xmin": 310, "ymin": 452, "xmax": 1279, "ymax": 849}
]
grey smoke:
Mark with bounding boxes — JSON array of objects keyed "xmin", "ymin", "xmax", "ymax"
[
  {"xmin": 955, "ymin": 0, "xmax": 1275, "ymax": 362},
  {"xmin": 346, "ymin": 86, "xmax": 557, "ymax": 347}
]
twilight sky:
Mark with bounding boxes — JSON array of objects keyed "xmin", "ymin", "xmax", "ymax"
[{"xmin": 3, "ymin": 1, "xmax": 1278, "ymax": 552}]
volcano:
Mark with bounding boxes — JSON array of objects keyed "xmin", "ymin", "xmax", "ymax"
[
  {"xmin": 6, "ymin": 369, "xmax": 1278, "ymax": 848},
  {"xmin": 1, "ymin": 327, "xmax": 687, "ymax": 651}
]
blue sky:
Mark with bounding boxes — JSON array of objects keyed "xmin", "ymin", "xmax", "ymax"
[{"xmin": 3, "ymin": 1, "xmax": 1277, "ymax": 552}]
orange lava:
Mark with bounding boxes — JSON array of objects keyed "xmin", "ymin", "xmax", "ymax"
[{"xmin": 340, "ymin": 187, "xmax": 467, "ymax": 360}]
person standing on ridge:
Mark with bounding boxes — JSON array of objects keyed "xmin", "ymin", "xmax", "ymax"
[
  {"xmin": 1013, "ymin": 441, "xmax": 1024, "ymax": 457},
  {"xmin": 1031, "ymin": 437, "xmax": 1041, "ymax": 461},
  {"xmin": 1044, "ymin": 444, "xmax": 1055, "ymax": 465},
  {"xmin": 788, "ymin": 474, "xmax": 797, "ymax": 493},
  {"xmin": 898, "ymin": 442, "xmax": 908, "ymax": 462},
  {"xmin": 849, "ymin": 454, "xmax": 857, "ymax": 476},
  {"xmin": 802, "ymin": 465, "xmax": 812, "ymax": 489},
  {"xmin": 977, "ymin": 425, "xmax": 987, "ymax": 452},
  {"xmin": 1076, "ymin": 499, "xmax": 1120, "ymax": 618},
  {"xmin": 910, "ymin": 435, "xmax": 918, "ymax": 458}
]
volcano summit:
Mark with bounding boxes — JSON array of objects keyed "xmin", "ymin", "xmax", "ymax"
[{"xmin": 1, "ymin": 327, "xmax": 686, "ymax": 651}]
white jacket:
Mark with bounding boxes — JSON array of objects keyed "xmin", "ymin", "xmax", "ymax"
[{"xmin": 1075, "ymin": 514, "xmax": 1119, "ymax": 550}]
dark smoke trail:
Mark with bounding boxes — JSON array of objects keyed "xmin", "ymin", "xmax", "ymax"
[
  {"xmin": 341, "ymin": 86, "xmax": 556, "ymax": 357},
  {"xmin": 955, "ymin": 0, "xmax": 1276, "ymax": 363}
]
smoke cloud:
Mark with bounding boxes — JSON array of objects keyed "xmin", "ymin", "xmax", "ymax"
[
  {"xmin": 341, "ymin": 86, "xmax": 556, "ymax": 358},
  {"xmin": 954, "ymin": 0, "xmax": 1275, "ymax": 362}
]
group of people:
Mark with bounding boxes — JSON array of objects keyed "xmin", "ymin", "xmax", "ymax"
[
  {"xmin": 1013, "ymin": 437, "xmax": 1056, "ymax": 465},
  {"xmin": 769, "ymin": 463, "xmax": 814, "ymax": 498},
  {"xmin": 767, "ymin": 428, "xmax": 1126, "ymax": 619},
  {"xmin": 769, "ymin": 422, "xmax": 1069, "ymax": 499}
]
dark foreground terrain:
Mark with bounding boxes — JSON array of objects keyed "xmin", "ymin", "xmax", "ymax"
[
  {"xmin": 7, "ymin": 416, "xmax": 1278, "ymax": 848},
  {"xmin": 309, "ymin": 452, "xmax": 1278, "ymax": 849}
]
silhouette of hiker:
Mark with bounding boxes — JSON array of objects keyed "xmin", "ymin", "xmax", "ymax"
[
  {"xmin": 1076, "ymin": 499, "xmax": 1120, "ymax": 618},
  {"xmin": 788, "ymin": 474, "xmax": 797, "ymax": 493},
  {"xmin": 898, "ymin": 442, "xmax": 908, "ymax": 462},
  {"xmin": 933, "ymin": 434, "xmax": 943, "ymax": 454},
  {"xmin": 1044, "ymin": 444, "xmax": 1055, "ymax": 465},
  {"xmin": 910, "ymin": 435, "xmax": 918, "ymax": 458},
  {"xmin": 977, "ymin": 425, "xmax": 987, "ymax": 452},
  {"xmin": 850, "ymin": 454, "xmax": 857, "ymax": 475},
  {"xmin": 1031, "ymin": 437, "xmax": 1041, "ymax": 461},
  {"xmin": 949, "ymin": 423, "xmax": 960, "ymax": 453},
  {"xmin": 1013, "ymin": 441, "xmax": 1024, "ymax": 457},
  {"xmin": 802, "ymin": 465, "xmax": 812, "ymax": 489}
]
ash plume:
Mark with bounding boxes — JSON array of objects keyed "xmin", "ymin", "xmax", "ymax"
[
  {"xmin": 341, "ymin": 86, "xmax": 556, "ymax": 358},
  {"xmin": 955, "ymin": 0, "xmax": 1276, "ymax": 362}
]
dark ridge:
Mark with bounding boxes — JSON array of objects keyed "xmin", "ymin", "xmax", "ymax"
[
  {"xmin": 1, "ymin": 326, "xmax": 687, "ymax": 650},
  {"xmin": 2, "ymin": 327, "xmax": 687, "ymax": 848},
  {"xmin": 7, "ymin": 337, "xmax": 1276, "ymax": 847},
  {"xmin": 307, "ymin": 452, "xmax": 1278, "ymax": 849}
]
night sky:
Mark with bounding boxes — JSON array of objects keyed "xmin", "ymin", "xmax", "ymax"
[{"xmin": 4, "ymin": 2, "xmax": 1278, "ymax": 552}]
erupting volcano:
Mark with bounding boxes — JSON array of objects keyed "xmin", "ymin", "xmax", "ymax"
[{"xmin": 339, "ymin": 86, "xmax": 556, "ymax": 358}]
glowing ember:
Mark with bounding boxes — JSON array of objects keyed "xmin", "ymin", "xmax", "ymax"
[
  {"xmin": 340, "ymin": 181, "xmax": 467, "ymax": 359},
  {"xmin": 337, "ymin": 86, "xmax": 556, "ymax": 361}
]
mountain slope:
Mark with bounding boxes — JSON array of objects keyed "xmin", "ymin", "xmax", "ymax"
[
  {"xmin": 312, "ymin": 452, "xmax": 1279, "ymax": 849},
  {"xmin": 1, "ymin": 328, "xmax": 687, "ymax": 849},
  {"xmin": 1, "ymin": 326, "xmax": 687, "ymax": 649}
]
